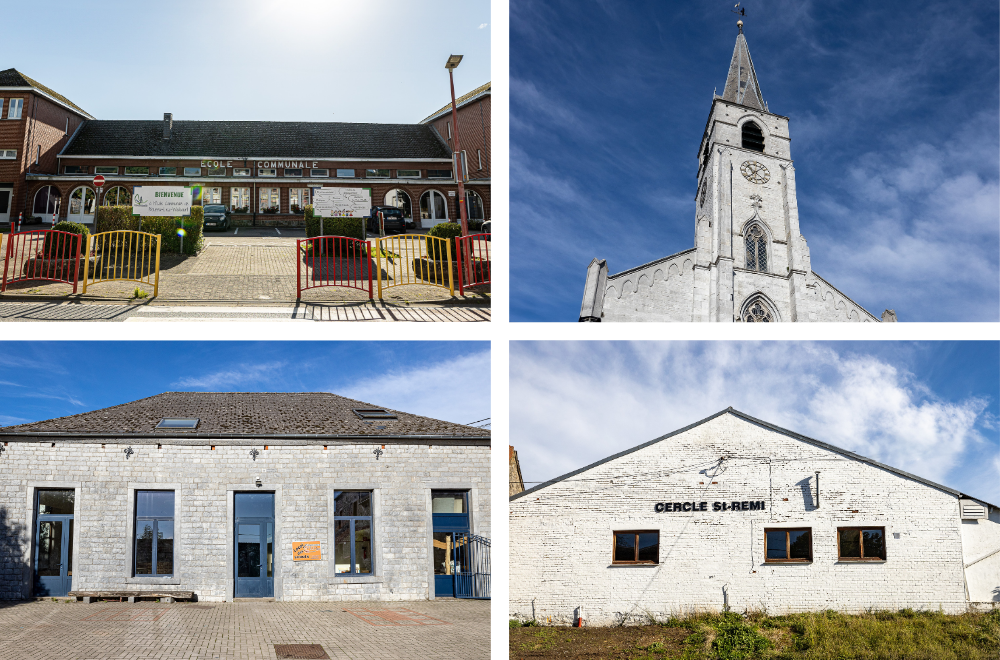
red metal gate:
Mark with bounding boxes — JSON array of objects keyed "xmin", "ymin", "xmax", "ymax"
[
  {"xmin": 455, "ymin": 233, "xmax": 491, "ymax": 295},
  {"xmin": 296, "ymin": 236, "xmax": 373, "ymax": 300},
  {"xmin": 1, "ymin": 230, "xmax": 82, "ymax": 293}
]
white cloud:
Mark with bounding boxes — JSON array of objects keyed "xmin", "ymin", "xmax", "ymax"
[
  {"xmin": 174, "ymin": 361, "xmax": 288, "ymax": 389},
  {"xmin": 479, "ymin": 22, "xmax": 488, "ymax": 29},
  {"xmin": 0, "ymin": 415, "xmax": 30, "ymax": 426},
  {"xmin": 340, "ymin": 351, "xmax": 490, "ymax": 426},
  {"xmin": 511, "ymin": 343, "xmax": 990, "ymax": 499}
]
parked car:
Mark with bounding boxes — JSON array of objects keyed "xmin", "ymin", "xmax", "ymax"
[
  {"xmin": 482, "ymin": 219, "xmax": 491, "ymax": 239},
  {"xmin": 366, "ymin": 206, "xmax": 407, "ymax": 235},
  {"xmin": 202, "ymin": 204, "xmax": 231, "ymax": 231}
]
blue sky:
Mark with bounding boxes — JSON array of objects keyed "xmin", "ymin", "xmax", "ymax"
[
  {"xmin": 510, "ymin": 0, "xmax": 999, "ymax": 321},
  {"xmin": 0, "ymin": 341, "xmax": 490, "ymax": 429},
  {"xmin": 511, "ymin": 341, "xmax": 1000, "ymax": 505},
  {"xmin": 5, "ymin": 0, "xmax": 490, "ymax": 124}
]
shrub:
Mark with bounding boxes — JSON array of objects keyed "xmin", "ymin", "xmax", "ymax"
[
  {"xmin": 95, "ymin": 206, "xmax": 137, "ymax": 233},
  {"xmin": 304, "ymin": 205, "xmax": 366, "ymax": 256},
  {"xmin": 43, "ymin": 221, "xmax": 89, "ymax": 259},
  {"xmin": 711, "ymin": 613, "xmax": 772, "ymax": 660},
  {"xmin": 94, "ymin": 205, "xmax": 203, "ymax": 254},
  {"xmin": 427, "ymin": 221, "xmax": 463, "ymax": 261}
]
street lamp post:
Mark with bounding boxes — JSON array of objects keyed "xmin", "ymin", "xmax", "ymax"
[{"xmin": 445, "ymin": 54, "xmax": 468, "ymax": 238}]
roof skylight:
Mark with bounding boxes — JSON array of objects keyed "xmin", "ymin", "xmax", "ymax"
[{"xmin": 156, "ymin": 418, "xmax": 200, "ymax": 429}]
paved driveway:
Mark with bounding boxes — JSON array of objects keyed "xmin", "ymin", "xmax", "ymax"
[{"xmin": 0, "ymin": 599, "xmax": 489, "ymax": 659}]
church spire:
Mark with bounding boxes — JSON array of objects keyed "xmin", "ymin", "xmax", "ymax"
[{"xmin": 720, "ymin": 20, "xmax": 767, "ymax": 112}]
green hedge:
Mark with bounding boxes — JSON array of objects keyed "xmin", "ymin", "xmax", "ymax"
[
  {"xmin": 94, "ymin": 205, "xmax": 204, "ymax": 255},
  {"xmin": 304, "ymin": 205, "xmax": 366, "ymax": 256},
  {"xmin": 44, "ymin": 221, "xmax": 90, "ymax": 259},
  {"xmin": 427, "ymin": 222, "xmax": 463, "ymax": 261}
]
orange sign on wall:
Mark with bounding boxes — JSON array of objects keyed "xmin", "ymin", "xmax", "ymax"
[{"xmin": 292, "ymin": 541, "xmax": 321, "ymax": 561}]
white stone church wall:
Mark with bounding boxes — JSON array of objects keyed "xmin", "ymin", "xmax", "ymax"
[
  {"xmin": 602, "ymin": 250, "xmax": 698, "ymax": 322},
  {"xmin": 509, "ymin": 414, "xmax": 967, "ymax": 625}
]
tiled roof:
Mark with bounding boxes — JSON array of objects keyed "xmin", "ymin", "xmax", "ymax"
[
  {"xmin": 0, "ymin": 392, "xmax": 490, "ymax": 440},
  {"xmin": 0, "ymin": 68, "xmax": 92, "ymax": 117},
  {"xmin": 60, "ymin": 120, "xmax": 452, "ymax": 159},
  {"xmin": 420, "ymin": 81, "xmax": 491, "ymax": 123}
]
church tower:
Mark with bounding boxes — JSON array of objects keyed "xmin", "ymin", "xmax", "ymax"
[
  {"xmin": 580, "ymin": 21, "xmax": 887, "ymax": 322},
  {"xmin": 692, "ymin": 20, "xmax": 812, "ymax": 322}
]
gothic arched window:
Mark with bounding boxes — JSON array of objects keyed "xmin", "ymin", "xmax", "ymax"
[
  {"xmin": 744, "ymin": 223, "xmax": 768, "ymax": 272},
  {"xmin": 742, "ymin": 296, "xmax": 775, "ymax": 322},
  {"xmin": 742, "ymin": 121, "xmax": 765, "ymax": 153}
]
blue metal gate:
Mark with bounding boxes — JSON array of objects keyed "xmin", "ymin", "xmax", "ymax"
[{"xmin": 454, "ymin": 533, "xmax": 490, "ymax": 599}]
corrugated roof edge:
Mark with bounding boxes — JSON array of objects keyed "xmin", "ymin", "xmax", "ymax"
[{"xmin": 510, "ymin": 407, "xmax": 997, "ymax": 509}]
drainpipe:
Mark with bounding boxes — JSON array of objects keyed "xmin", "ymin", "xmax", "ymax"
[{"xmin": 815, "ymin": 472, "xmax": 820, "ymax": 508}]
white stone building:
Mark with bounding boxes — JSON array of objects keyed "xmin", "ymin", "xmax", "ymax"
[
  {"xmin": 509, "ymin": 409, "xmax": 998, "ymax": 625},
  {"xmin": 580, "ymin": 23, "xmax": 893, "ymax": 322},
  {"xmin": 0, "ymin": 392, "xmax": 490, "ymax": 602}
]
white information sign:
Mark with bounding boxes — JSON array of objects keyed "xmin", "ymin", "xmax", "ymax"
[
  {"xmin": 132, "ymin": 186, "xmax": 192, "ymax": 216},
  {"xmin": 312, "ymin": 187, "xmax": 371, "ymax": 218}
]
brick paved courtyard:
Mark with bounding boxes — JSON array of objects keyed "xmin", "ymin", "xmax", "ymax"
[{"xmin": 0, "ymin": 599, "xmax": 489, "ymax": 659}]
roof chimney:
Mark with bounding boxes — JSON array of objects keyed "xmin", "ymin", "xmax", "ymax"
[{"xmin": 163, "ymin": 112, "xmax": 173, "ymax": 139}]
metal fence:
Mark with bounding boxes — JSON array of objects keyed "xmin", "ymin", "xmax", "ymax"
[
  {"xmin": 296, "ymin": 236, "xmax": 374, "ymax": 300},
  {"xmin": 375, "ymin": 235, "xmax": 454, "ymax": 299},
  {"xmin": 455, "ymin": 233, "xmax": 491, "ymax": 295},
  {"xmin": 454, "ymin": 533, "xmax": 491, "ymax": 600},
  {"xmin": 1, "ymin": 229, "xmax": 83, "ymax": 293},
  {"xmin": 82, "ymin": 230, "xmax": 161, "ymax": 297}
]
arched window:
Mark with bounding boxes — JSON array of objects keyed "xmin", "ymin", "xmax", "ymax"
[
  {"xmin": 103, "ymin": 186, "xmax": 131, "ymax": 206},
  {"xmin": 742, "ymin": 296, "xmax": 774, "ymax": 322},
  {"xmin": 32, "ymin": 186, "xmax": 61, "ymax": 217},
  {"xmin": 465, "ymin": 190, "xmax": 485, "ymax": 220},
  {"xmin": 67, "ymin": 186, "xmax": 96, "ymax": 223},
  {"xmin": 744, "ymin": 223, "xmax": 768, "ymax": 272},
  {"xmin": 741, "ymin": 121, "xmax": 765, "ymax": 153},
  {"xmin": 383, "ymin": 189, "xmax": 412, "ymax": 219},
  {"xmin": 419, "ymin": 190, "xmax": 448, "ymax": 227}
]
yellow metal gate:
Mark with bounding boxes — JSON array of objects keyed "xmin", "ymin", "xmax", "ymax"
[
  {"xmin": 375, "ymin": 235, "xmax": 454, "ymax": 299},
  {"xmin": 82, "ymin": 230, "xmax": 161, "ymax": 296}
]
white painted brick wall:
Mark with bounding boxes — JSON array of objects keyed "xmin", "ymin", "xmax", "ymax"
[{"xmin": 509, "ymin": 413, "xmax": 971, "ymax": 625}]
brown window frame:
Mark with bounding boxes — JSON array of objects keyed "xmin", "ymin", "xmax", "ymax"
[
  {"xmin": 611, "ymin": 530, "xmax": 659, "ymax": 565},
  {"xmin": 763, "ymin": 527, "xmax": 813, "ymax": 563},
  {"xmin": 836, "ymin": 526, "xmax": 887, "ymax": 561}
]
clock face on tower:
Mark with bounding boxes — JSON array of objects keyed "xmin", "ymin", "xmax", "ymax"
[{"xmin": 740, "ymin": 160, "xmax": 770, "ymax": 184}]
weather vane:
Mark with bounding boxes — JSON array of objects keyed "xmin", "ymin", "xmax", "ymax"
[{"xmin": 731, "ymin": 2, "xmax": 746, "ymax": 15}]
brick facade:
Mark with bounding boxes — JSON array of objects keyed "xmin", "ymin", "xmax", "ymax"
[
  {"xmin": 509, "ymin": 411, "xmax": 999, "ymax": 624},
  {"xmin": 425, "ymin": 91, "xmax": 491, "ymax": 181}
]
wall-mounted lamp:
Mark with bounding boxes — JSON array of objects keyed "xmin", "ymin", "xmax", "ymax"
[
  {"xmin": 255, "ymin": 477, "xmax": 262, "ymax": 488},
  {"xmin": 249, "ymin": 448, "xmax": 260, "ymax": 461},
  {"xmin": 373, "ymin": 447, "xmax": 384, "ymax": 460},
  {"xmin": 123, "ymin": 446, "xmax": 134, "ymax": 460}
]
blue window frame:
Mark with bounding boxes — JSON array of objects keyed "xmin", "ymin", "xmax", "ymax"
[
  {"xmin": 134, "ymin": 491, "xmax": 174, "ymax": 576},
  {"xmin": 334, "ymin": 491, "xmax": 372, "ymax": 575}
]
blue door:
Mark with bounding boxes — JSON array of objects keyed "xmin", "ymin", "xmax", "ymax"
[
  {"xmin": 432, "ymin": 491, "xmax": 469, "ymax": 598},
  {"xmin": 34, "ymin": 489, "xmax": 75, "ymax": 597},
  {"xmin": 234, "ymin": 493, "xmax": 274, "ymax": 598}
]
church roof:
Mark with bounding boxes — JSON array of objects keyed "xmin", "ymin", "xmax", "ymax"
[
  {"xmin": 510, "ymin": 408, "xmax": 996, "ymax": 509},
  {"xmin": 720, "ymin": 23, "xmax": 767, "ymax": 112}
]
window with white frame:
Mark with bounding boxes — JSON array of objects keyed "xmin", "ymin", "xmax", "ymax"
[
  {"xmin": 259, "ymin": 168, "xmax": 276, "ymax": 177},
  {"xmin": 284, "ymin": 168, "xmax": 303, "ymax": 177},
  {"xmin": 288, "ymin": 188, "xmax": 310, "ymax": 213},
  {"xmin": 124, "ymin": 166, "xmax": 149, "ymax": 176},
  {"xmin": 259, "ymin": 188, "xmax": 280, "ymax": 212},
  {"xmin": 94, "ymin": 166, "xmax": 118, "ymax": 175},
  {"xmin": 203, "ymin": 187, "xmax": 222, "ymax": 205},
  {"xmin": 159, "ymin": 167, "xmax": 177, "ymax": 176},
  {"xmin": 233, "ymin": 168, "xmax": 250, "ymax": 176},
  {"xmin": 336, "ymin": 169, "xmax": 355, "ymax": 178},
  {"xmin": 64, "ymin": 165, "xmax": 87, "ymax": 174},
  {"xmin": 310, "ymin": 169, "xmax": 329, "ymax": 177},
  {"xmin": 7, "ymin": 98, "xmax": 23, "ymax": 119},
  {"xmin": 366, "ymin": 169, "xmax": 389, "ymax": 178},
  {"xmin": 0, "ymin": 100, "xmax": 4, "ymax": 117},
  {"xmin": 383, "ymin": 189, "xmax": 412, "ymax": 219},
  {"xmin": 427, "ymin": 169, "xmax": 452, "ymax": 179},
  {"xmin": 207, "ymin": 166, "xmax": 225, "ymax": 176},
  {"xmin": 0, "ymin": 150, "xmax": 16, "ymax": 160},
  {"xmin": 397, "ymin": 169, "xmax": 420, "ymax": 178},
  {"xmin": 184, "ymin": 167, "xmax": 201, "ymax": 176},
  {"xmin": 103, "ymin": 186, "xmax": 131, "ymax": 206},
  {"xmin": 466, "ymin": 190, "xmax": 485, "ymax": 220},
  {"xmin": 230, "ymin": 187, "xmax": 250, "ymax": 212}
]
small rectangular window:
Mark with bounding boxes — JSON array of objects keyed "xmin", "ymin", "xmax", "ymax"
[
  {"xmin": 7, "ymin": 98, "xmax": 23, "ymax": 119},
  {"xmin": 447, "ymin": 122, "xmax": 452, "ymax": 139},
  {"xmin": 397, "ymin": 169, "xmax": 421, "ymax": 178},
  {"xmin": 837, "ymin": 527, "xmax": 886, "ymax": 561},
  {"xmin": 65, "ymin": 117, "xmax": 69, "ymax": 135},
  {"xmin": 352, "ymin": 408, "xmax": 397, "ymax": 420},
  {"xmin": 159, "ymin": 167, "xmax": 177, "ymax": 176},
  {"xmin": 764, "ymin": 528, "xmax": 812, "ymax": 563},
  {"xmin": 64, "ymin": 165, "xmax": 87, "ymax": 175},
  {"xmin": 612, "ymin": 530, "xmax": 659, "ymax": 564},
  {"xmin": 156, "ymin": 418, "xmax": 199, "ymax": 428},
  {"xmin": 427, "ymin": 169, "xmax": 452, "ymax": 179},
  {"xmin": 258, "ymin": 168, "xmax": 276, "ymax": 177},
  {"xmin": 124, "ymin": 166, "xmax": 149, "ymax": 176},
  {"xmin": 477, "ymin": 149, "xmax": 483, "ymax": 170},
  {"xmin": 0, "ymin": 150, "xmax": 16, "ymax": 159},
  {"xmin": 283, "ymin": 168, "xmax": 303, "ymax": 177},
  {"xmin": 366, "ymin": 169, "xmax": 389, "ymax": 178},
  {"xmin": 0, "ymin": 100, "xmax": 4, "ymax": 117},
  {"xmin": 134, "ymin": 490, "xmax": 174, "ymax": 576},
  {"xmin": 207, "ymin": 166, "xmax": 226, "ymax": 176},
  {"xmin": 183, "ymin": 167, "xmax": 201, "ymax": 177},
  {"xmin": 310, "ymin": 169, "xmax": 329, "ymax": 177},
  {"xmin": 94, "ymin": 166, "xmax": 118, "ymax": 174},
  {"xmin": 334, "ymin": 491, "xmax": 373, "ymax": 575},
  {"xmin": 233, "ymin": 168, "xmax": 250, "ymax": 176},
  {"xmin": 336, "ymin": 169, "xmax": 355, "ymax": 178}
]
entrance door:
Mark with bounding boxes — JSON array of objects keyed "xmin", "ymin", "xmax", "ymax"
[
  {"xmin": 0, "ymin": 188, "xmax": 11, "ymax": 224},
  {"xmin": 67, "ymin": 187, "xmax": 95, "ymax": 224},
  {"xmin": 34, "ymin": 489, "xmax": 75, "ymax": 597},
  {"xmin": 234, "ymin": 492, "xmax": 274, "ymax": 598},
  {"xmin": 431, "ymin": 490, "xmax": 469, "ymax": 597}
]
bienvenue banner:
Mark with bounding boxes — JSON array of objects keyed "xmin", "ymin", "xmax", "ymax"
[
  {"xmin": 312, "ymin": 187, "xmax": 371, "ymax": 218},
  {"xmin": 132, "ymin": 186, "xmax": 192, "ymax": 217}
]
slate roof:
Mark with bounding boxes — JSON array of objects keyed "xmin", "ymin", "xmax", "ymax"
[
  {"xmin": 0, "ymin": 392, "xmax": 490, "ymax": 440},
  {"xmin": 511, "ymin": 408, "xmax": 995, "ymax": 508},
  {"xmin": 720, "ymin": 26, "xmax": 767, "ymax": 112},
  {"xmin": 60, "ymin": 120, "xmax": 452, "ymax": 159},
  {"xmin": 420, "ymin": 81, "xmax": 491, "ymax": 124},
  {"xmin": 0, "ymin": 68, "xmax": 92, "ymax": 117}
]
